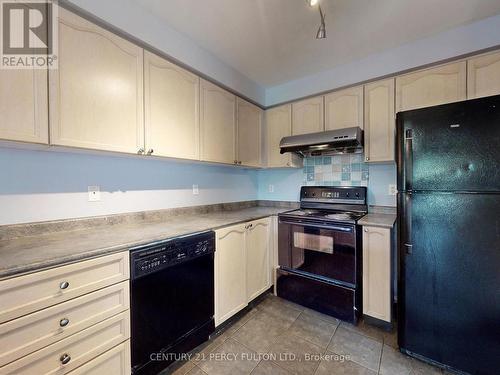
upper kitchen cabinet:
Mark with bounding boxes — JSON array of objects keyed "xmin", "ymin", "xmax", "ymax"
[
  {"xmin": 325, "ymin": 86, "xmax": 364, "ymax": 130},
  {"xmin": 265, "ymin": 105, "xmax": 302, "ymax": 168},
  {"xmin": 0, "ymin": 69, "xmax": 48, "ymax": 144},
  {"xmin": 236, "ymin": 98, "xmax": 262, "ymax": 167},
  {"xmin": 364, "ymin": 78, "xmax": 395, "ymax": 163},
  {"xmin": 467, "ymin": 51, "xmax": 500, "ymax": 99},
  {"xmin": 200, "ymin": 79, "xmax": 236, "ymax": 164},
  {"xmin": 49, "ymin": 9, "xmax": 144, "ymax": 154},
  {"xmin": 396, "ymin": 62, "xmax": 466, "ymax": 112},
  {"xmin": 292, "ymin": 96, "xmax": 324, "ymax": 135},
  {"xmin": 144, "ymin": 51, "xmax": 200, "ymax": 160}
]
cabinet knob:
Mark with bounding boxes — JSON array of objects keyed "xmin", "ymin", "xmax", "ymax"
[
  {"xmin": 59, "ymin": 281, "xmax": 69, "ymax": 290},
  {"xmin": 137, "ymin": 148, "xmax": 145, "ymax": 154},
  {"xmin": 59, "ymin": 318, "xmax": 69, "ymax": 327},
  {"xmin": 147, "ymin": 149, "xmax": 154, "ymax": 155},
  {"xmin": 238, "ymin": 161, "xmax": 242, "ymax": 165},
  {"xmin": 60, "ymin": 354, "xmax": 71, "ymax": 365},
  {"xmin": 364, "ymin": 228, "xmax": 369, "ymax": 232},
  {"xmin": 234, "ymin": 160, "xmax": 238, "ymax": 164},
  {"xmin": 365, "ymin": 157, "xmax": 369, "ymax": 161}
]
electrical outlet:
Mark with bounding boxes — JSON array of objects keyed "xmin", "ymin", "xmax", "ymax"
[
  {"xmin": 192, "ymin": 184, "xmax": 199, "ymax": 195},
  {"xmin": 268, "ymin": 184, "xmax": 274, "ymax": 193},
  {"xmin": 388, "ymin": 184, "xmax": 397, "ymax": 196},
  {"xmin": 88, "ymin": 186, "xmax": 100, "ymax": 202}
]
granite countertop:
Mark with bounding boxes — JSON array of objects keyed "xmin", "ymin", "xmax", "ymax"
[
  {"xmin": 0, "ymin": 206, "xmax": 291, "ymax": 280},
  {"xmin": 358, "ymin": 213, "xmax": 397, "ymax": 228}
]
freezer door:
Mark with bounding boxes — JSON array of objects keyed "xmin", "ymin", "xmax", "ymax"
[
  {"xmin": 398, "ymin": 192, "xmax": 500, "ymax": 374},
  {"xmin": 397, "ymin": 95, "xmax": 500, "ymax": 192}
]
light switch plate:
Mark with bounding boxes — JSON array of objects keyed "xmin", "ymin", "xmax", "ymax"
[
  {"xmin": 192, "ymin": 184, "xmax": 199, "ymax": 195},
  {"xmin": 388, "ymin": 184, "xmax": 397, "ymax": 196},
  {"xmin": 88, "ymin": 186, "xmax": 100, "ymax": 201}
]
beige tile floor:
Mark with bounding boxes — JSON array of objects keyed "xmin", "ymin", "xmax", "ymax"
[{"xmin": 160, "ymin": 294, "xmax": 444, "ymax": 375}]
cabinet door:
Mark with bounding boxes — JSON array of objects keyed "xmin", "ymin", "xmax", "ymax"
[
  {"xmin": 467, "ymin": 51, "xmax": 500, "ymax": 99},
  {"xmin": 362, "ymin": 226, "xmax": 391, "ymax": 322},
  {"xmin": 396, "ymin": 62, "xmax": 466, "ymax": 112},
  {"xmin": 144, "ymin": 51, "xmax": 199, "ymax": 160},
  {"xmin": 364, "ymin": 78, "xmax": 395, "ymax": 163},
  {"xmin": 292, "ymin": 96, "xmax": 324, "ymax": 135},
  {"xmin": 266, "ymin": 104, "xmax": 296, "ymax": 168},
  {"xmin": 49, "ymin": 9, "xmax": 144, "ymax": 154},
  {"xmin": 246, "ymin": 218, "xmax": 271, "ymax": 302},
  {"xmin": 215, "ymin": 224, "xmax": 247, "ymax": 326},
  {"xmin": 237, "ymin": 98, "xmax": 262, "ymax": 167},
  {"xmin": 325, "ymin": 86, "xmax": 364, "ymax": 130},
  {"xmin": 0, "ymin": 69, "xmax": 48, "ymax": 144},
  {"xmin": 200, "ymin": 79, "xmax": 236, "ymax": 164}
]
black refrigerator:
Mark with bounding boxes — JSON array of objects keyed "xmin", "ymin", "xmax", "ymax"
[{"xmin": 396, "ymin": 94, "xmax": 500, "ymax": 375}]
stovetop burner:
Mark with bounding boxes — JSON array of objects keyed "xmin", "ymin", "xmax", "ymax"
[
  {"xmin": 279, "ymin": 186, "xmax": 368, "ymax": 224},
  {"xmin": 281, "ymin": 209, "xmax": 366, "ymax": 224}
]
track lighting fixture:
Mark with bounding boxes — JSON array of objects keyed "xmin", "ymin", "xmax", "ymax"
[{"xmin": 306, "ymin": 0, "xmax": 327, "ymax": 39}]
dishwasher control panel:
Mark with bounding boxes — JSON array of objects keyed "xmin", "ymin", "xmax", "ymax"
[{"xmin": 130, "ymin": 231, "xmax": 215, "ymax": 279}]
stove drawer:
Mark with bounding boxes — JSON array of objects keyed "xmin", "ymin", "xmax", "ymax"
[{"xmin": 276, "ymin": 268, "xmax": 359, "ymax": 324}]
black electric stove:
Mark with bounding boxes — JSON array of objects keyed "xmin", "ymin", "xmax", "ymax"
[{"xmin": 277, "ymin": 186, "xmax": 367, "ymax": 324}]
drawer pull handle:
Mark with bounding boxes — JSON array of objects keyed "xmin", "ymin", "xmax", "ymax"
[
  {"xmin": 59, "ymin": 281, "xmax": 70, "ymax": 290},
  {"xmin": 59, "ymin": 318, "xmax": 69, "ymax": 327},
  {"xmin": 60, "ymin": 354, "xmax": 71, "ymax": 365}
]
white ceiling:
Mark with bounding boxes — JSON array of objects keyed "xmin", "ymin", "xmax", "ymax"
[{"xmin": 132, "ymin": 0, "xmax": 500, "ymax": 87}]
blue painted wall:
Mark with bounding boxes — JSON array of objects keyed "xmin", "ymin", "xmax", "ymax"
[{"xmin": 0, "ymin": 148, "xmax": 258, "ymax": 225}]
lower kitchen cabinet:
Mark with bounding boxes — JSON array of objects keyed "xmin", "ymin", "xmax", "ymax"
[
  {"xmin": 0, "ymin": 252, "xmax": 131, "ymax": 374},
  {"xmin": 66, "ymin": 341, "xmax": 130, "ymax": 375},
  {"xmin": 215, "ymin": 217, "xmax": 272, "ymax": 326},
  {"xmin": 246, "ymin": 218, "xmax": 271, "ymax": 302},
  {"xmin": 362, "ymin": 226, "xmax": 392, "ymax": 323},
  {"xmin": 215, "ymin": 223, "xmax": 247, "ymax": 326}
]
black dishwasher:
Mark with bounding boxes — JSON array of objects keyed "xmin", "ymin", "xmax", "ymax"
[{"xmin": 130, "ymin": 231, "xmax": 215, "ymax": 375}]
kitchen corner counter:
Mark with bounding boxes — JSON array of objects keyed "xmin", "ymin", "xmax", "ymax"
[
  {"xmin": 0, "ymin": 205, "xmax": 294, "ymax": 280},
  {"xmin": 358, "ymin": 213, "xmax": 397, "ymax": 228}
]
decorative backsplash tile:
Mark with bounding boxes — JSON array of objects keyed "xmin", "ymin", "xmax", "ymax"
[{"xmin": 303, "ymin": 154, "xmax": 369, "ymax": 186}]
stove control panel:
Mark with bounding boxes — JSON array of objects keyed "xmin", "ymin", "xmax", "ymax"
[{"xmin": 301, "ymin": 186, "xmax": 366, "ymax": 203}]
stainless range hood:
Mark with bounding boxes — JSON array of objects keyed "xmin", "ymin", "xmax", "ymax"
[{"xmin": 279, "ymin": 126, "xmax": 363, "ymax": 157}]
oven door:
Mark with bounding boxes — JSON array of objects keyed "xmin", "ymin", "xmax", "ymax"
[{"xmin": 278, "ymin": 218, "xmax": 357, "ymax": 287}]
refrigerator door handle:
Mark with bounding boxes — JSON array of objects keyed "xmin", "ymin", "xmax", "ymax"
[
  {"xmin": 403, "ymin": 193, "xmax": 413, "ymax": 254},
  {"xmin": 404, "ymin": 129, "xmax": 413, "ymax": 191}
]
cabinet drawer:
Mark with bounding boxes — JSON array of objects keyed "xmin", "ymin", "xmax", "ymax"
[
  {"xmin": 67, "ymin": 341, "xmax": 130, "ymax": 375},
  {"xmin": 0, "ymin": 252, "xmax": 129, "ymax": 324},
  {"xmin": 0, "ymin": 311, "xmax": 130, "ymax": 375},
  {"xmin": 0, "ymin": 282, "xmax": 129, "ymax": 366}
]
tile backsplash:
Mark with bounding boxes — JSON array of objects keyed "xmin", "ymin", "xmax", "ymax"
[{"xmin": 303, "ymin": 154, "xmax": 369, "ymax": 187}]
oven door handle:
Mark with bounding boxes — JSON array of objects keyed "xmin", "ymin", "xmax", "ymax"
[{"xmin": 278, "ymin": 219, "xmax": 353, "ymax": 232}]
